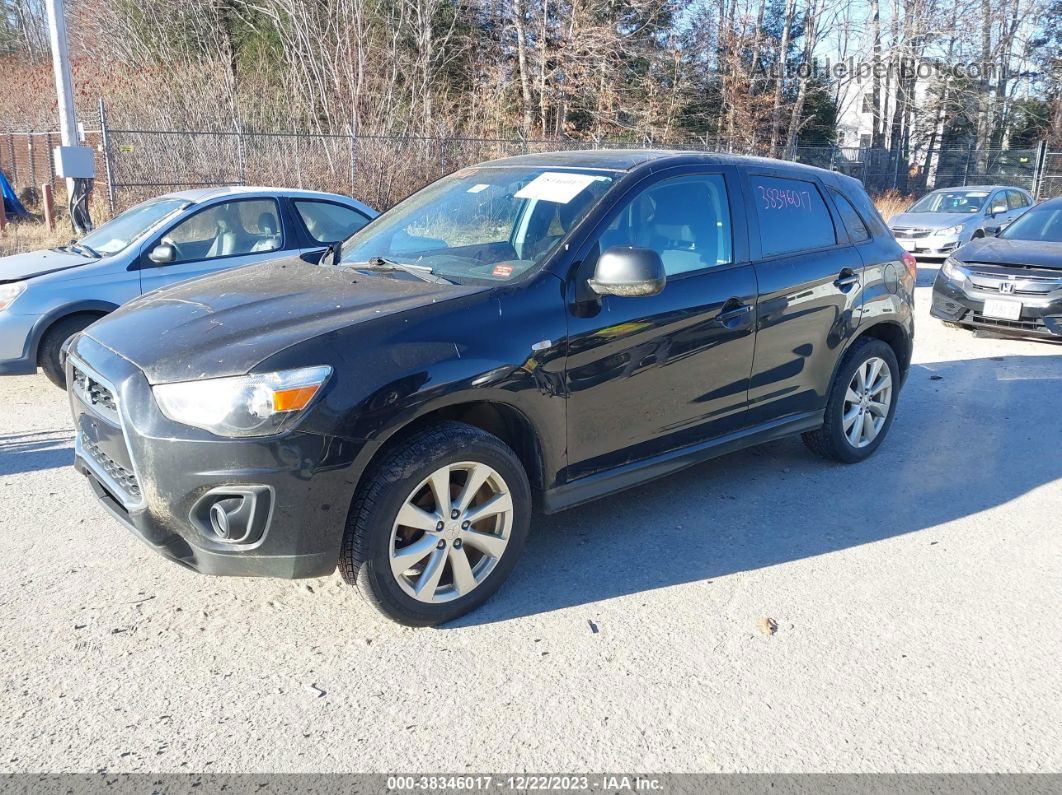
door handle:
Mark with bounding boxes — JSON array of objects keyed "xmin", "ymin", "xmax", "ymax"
[
  {"xmin": 834, "ymin": 269, "xmax": 860, "ymax": 290},
  {"xmin": 716, "ymin": 300, "xmax": 753, "ymax": 329}
]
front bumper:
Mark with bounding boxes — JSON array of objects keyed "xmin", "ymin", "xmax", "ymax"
[
  {"xmin": 931, "ymin": 270, "xmax": 1062, "ymax": 339},
  {"xmin": 68, "ymin": 335, "xmax": 372, "ymax": 579},
  {"xmin": 0, "ymin": 312, "xmax": 37, "ymax": 375},
  {"xmin": 893, "ymin": 234, "xmax": 962, "ymax": 258}
]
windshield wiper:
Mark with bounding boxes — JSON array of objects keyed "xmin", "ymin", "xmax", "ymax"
[
  {"xmin": 56, "ymin": 240, "xmax": 100, "ymax": 258},
  {"xmin": 72, "ymin": 242, "xmax": 101, "ymax": 258},
  {"xmin": 351, "ymin": 256, "xmax": 455, "ymax": 285}
]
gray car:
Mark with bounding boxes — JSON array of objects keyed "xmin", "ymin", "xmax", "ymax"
[
  {"xmin": 0, "ymin": 186, "xmax": 376, "ymax": 387},
  {"xmin": 888, "ymin": 185, "xmax": 1034, "ymax": 259}
]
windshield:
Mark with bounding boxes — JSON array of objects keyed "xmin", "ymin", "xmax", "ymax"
[
  {"xmin": 908, "ymin": 190, "xmax": 990, "ymax": 214},
  {"xmin": 341, "ymin": 166, "xmax": 615, "ymax": 283},
  {"xmin": 78, "ymin": 197, "xmax": 188, "ymax": 255},
  {"xmin": 999, "ymin": 205, "xmax": 1062, "ymax": 243}
]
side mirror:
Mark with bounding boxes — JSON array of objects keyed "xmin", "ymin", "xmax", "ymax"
[
  {"xmin": 148, "ymin": 243, "xmax": 176, "ymax": 265},
  {"xmin": 990, "ymin": 203, "xmax": 1007, "ymax": 217},
  {"xmin": 588, "ymin": 246, "xmax": 666, "ymax": 298}
]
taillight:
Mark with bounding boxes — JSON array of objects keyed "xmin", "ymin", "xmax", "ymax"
[{"xmin": 901, "ymin": 251, "xmax": 918, "ymax": 281}]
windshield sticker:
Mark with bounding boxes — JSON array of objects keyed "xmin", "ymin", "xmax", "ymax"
[
  {"xmin": 467, "ymin": 184, "xmax": 490, "ymax": 193},
  {"xmin": 515, "ymin": 172, "xmax": 601, "ymax": 204},
  {"xmin": 492, "ymin": 264, "xmax": 515, "ymax": 278}
]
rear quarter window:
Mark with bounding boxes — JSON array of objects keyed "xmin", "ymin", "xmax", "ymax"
[
  {"xmin": 751, "ymin": 175, "xmax": 837, "ymax": 256},
  {"xmin": 829, "ymin": 188, "xmax": 871, "ymax": 243}
]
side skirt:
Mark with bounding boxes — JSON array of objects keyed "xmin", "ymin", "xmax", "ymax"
[{"xmin": 542, "ymin": 410, "xmax": 824, "ymax": 514}]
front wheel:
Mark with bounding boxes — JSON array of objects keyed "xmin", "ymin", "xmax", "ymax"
[
  {"xmin": 803, "ymin": 338, "xmax": 900, "ymax": 463},
  {"xmin": 340, "ymin": 421, "xmax": 531, "ymax": 626},
  {"xmin": 38, "ymin": 314, "xmax": 100, "ymax": 390}
]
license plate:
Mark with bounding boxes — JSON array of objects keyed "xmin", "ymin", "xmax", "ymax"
[
  {"xmin": 896, "ymin": 239, "xmax": 917, "ymax": 252},
  {"xmin": 983, "ymin": 298, "xmax": 1022, "ymax": 320}
]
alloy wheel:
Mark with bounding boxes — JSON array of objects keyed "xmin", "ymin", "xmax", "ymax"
[
  {"xmin": 842, "ymin": 356, "xmax": 893, "ymax": 448},
  {"xmin": 388, "ymin": 462, "xmax": 514, "ymax": 603}
]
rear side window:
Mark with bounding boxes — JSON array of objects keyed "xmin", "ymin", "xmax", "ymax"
[
  {"xmin": 830, "ymin": 189, "xmax": 871, "ymax": 243},
  {"xmin": 295, "ymin": 200, "xmax": 371, "ymax": 244},
  {"xmin": 1006, "ymin": 190, "xmax": 1028, "ymax": 210},
  {"xmin": 751, "ymin": 176, "xmax": 836, "ymax": 256}
]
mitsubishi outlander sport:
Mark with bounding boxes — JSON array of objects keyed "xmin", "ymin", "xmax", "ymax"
[{"xmin": 67, "ymin": 151, "xmax": 915, "ymax": 626}]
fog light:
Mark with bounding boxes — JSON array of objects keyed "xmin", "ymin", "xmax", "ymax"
[
  {"xmin": 209, "ymin": 497, "xmax": 246, "ymax": 541},
  {"xmin": 190, "ymin": 486, "xmax": 273, "ymax": 546}
]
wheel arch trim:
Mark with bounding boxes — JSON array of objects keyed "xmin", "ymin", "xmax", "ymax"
[{"xmin": 28, "ymin": 300, "xmax": 118, "ymax": 365}]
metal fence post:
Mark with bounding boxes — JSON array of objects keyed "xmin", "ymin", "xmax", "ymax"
[
  {"xmin": 349, "ymin": 129, "xmax": 357, "ymax": 196},
  {"xmin": 1032, "ymin": 140, "xmax": 1048, "ymax": 201},
  {"xmin": 98, "ymin": 98, "xmax": 117, "ymax": 215},
  {"xmin": 7, "ymin": 134, "xmax": 15, "ymax": 182},
  {"xmin": 45, "ymin": 132, "xmax": 54, "ymax": 187},
  {"xmin": 235, "ymin": 120, "xmax": 247, "ymax": 185},
  {"xmin": 27, "ymin": 131, "xmax": 36, "ymax": 192}
]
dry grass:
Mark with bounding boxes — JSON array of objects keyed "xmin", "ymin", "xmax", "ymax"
[
  {"xmin": 872, "ymin": 190, "xmax": 914, "ymax": 224},
  {"xmin": 1, "ymin": 196, "xmax": 113, "ymax": 257}
]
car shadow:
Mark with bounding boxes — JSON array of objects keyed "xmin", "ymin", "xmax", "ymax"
[
  {"xmin": 0, "ymin": 429, "xmax": 74, "ymax": 475},
  {"xmin": 447, "ymin": 352, "xmax": 1062, "ymax": 627}
]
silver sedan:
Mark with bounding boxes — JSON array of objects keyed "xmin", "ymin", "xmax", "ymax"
[
  {"xmin": 0, "ymin": 186, "xmax": 377, "ymax": 387},
  {"xmin": 888, "ymin": 185, "xmax": 1034, "ymax": 259}
]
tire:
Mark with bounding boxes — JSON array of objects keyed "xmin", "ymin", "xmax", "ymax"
[
  {"xmin": 802, "ymin": 337, "xmax": 900, "ymax": 464},
  {"xmin": 340, "ymin": 421, "xmax": 532, "ymax": 626},
  {"xmin": 38, "ymin": 314, "xmax": 101, "ymax": 390}
]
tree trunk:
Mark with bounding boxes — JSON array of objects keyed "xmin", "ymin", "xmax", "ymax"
[
  {"xmin": 512, "ymin": 0, "xmax": 534, "ymax": 133},
  {"xmin": 768, "ymin": 0, "xmax": 796, "ymax": 156}
]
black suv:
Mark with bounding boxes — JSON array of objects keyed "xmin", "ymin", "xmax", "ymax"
[{"xmin": 67, "ymin": 151, "xmax": 914, "ymax": 625}]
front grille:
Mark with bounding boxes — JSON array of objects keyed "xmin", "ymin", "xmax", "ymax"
[
  {"xmin": 81, "ymin": 434, "xmax": 142, "ymax": 502},
  {"xmin": 892, "ymin": 227, "xmax": 933, "ymax": 239},
  {"xmin": 71, "ymin": 363, "xmax": 119, "ymax": 422},
  {"xmin": 967, "ymin": 265, "xmax": 1062, "ymax": 297}
]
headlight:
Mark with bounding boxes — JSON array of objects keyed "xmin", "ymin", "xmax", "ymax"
[
  {"xmin": 941, "ymin": 256, "xmax": 966, "ymax": 283},
  {"xmin": 935, "ymin": 224, "xmax": 964, "ymax": 237},
  {"xmin": 153, "ymin": 365, "xmax": 332, "ymax": 437},
  {"xmin": 0, "ymin": 281, "xmax": 27, "ymax": 311}
]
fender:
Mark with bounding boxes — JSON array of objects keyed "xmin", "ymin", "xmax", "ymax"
[
  {"xmin": 25, "ymin": 299, "xmax": 120, "ymax": 364},
  {"xmin": 827, "ymin": 316, "xmax": 914, "ymax": 396}
]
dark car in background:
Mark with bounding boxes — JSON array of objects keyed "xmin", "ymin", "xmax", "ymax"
[
  {"xmin": 932, "ymin": 196, "xmax": 1062, "ymax": 341},
  {"xmin": 66, "ymin": 150, "xmax": 915, "ymax": 625}
]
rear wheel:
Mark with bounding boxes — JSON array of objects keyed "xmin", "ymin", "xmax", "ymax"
[
  {"xmin": 340, "ymin": 421, "xmax": 531, "ymax": 626},
  {"xmin": 38, "ymin": 314, "xmax": 101, "ymax": 390},
  {"xmin": 803, "ymin": 338, "xmax": 900, "ymax": 463}
]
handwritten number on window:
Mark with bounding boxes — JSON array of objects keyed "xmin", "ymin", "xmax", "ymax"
[{"xmin": 758, "ymin": 185, "xmax": 811, "ymax": 211}]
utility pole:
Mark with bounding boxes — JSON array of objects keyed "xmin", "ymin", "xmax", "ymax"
[{"xmin": 44, "ymin": 0, "xmax": 94, "ymax": 231}]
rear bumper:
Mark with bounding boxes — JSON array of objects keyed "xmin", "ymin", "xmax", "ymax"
[
  {"xmin": 931, "ymin": 273, "xmax": 1062, "ymax": 339},
  {"xmin": 68, "ymin": 335, "xmax": 373, "ymax": 579}
]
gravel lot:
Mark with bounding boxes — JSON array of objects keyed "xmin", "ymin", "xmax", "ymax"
[{"xmin": 1, "ymin": 267, "xmax": 1060, "ymax": 774}]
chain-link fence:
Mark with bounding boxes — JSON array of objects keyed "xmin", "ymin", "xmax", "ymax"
[{"xmin": 1, "ymin": 101, "xmax": 1059, "ymax": 220}]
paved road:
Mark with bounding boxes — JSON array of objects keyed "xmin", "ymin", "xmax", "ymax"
[{"xmin": 1, "ymin": 270, "xmax": 1060, "ymax": 773}]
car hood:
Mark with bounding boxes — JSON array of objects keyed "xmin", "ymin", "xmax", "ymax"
[
  {"xmin": 889, "ymin": 212, "xmax": 976, "ymax": 229},
  {"xmin": 84, "ymin": 256, "xmax": 489, "ymax": 384},
  {"xmin": 0, "ymin": 248, "xmax": 93, "ymax": 282},
  {"xmin": 955, "ymin": 237, "xmax": 1062, "ymax": 269}
]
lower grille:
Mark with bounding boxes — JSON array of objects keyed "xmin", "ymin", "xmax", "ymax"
[
  {"xmin": 82, "ymin": 434, "xmax": 142, "ymax": 502},
  {"xmin": 970, "ymin": 313, "xmax": 1048, "ymax": 333}
]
